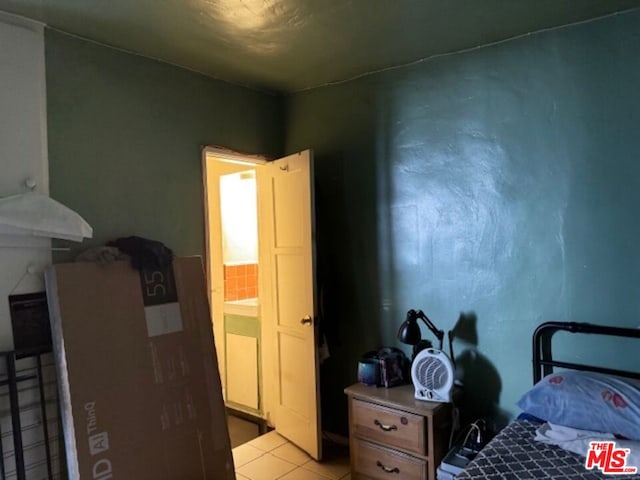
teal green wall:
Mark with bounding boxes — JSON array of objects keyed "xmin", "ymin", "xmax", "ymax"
[
  {"xmin": 45, "ymin": 11, "xmax": 640, "ymax": 438},
  {"xmin": 286, "ymin": 11, "xmax": 640, "ymax": 433},
  {"xmin": 46, "ymin": 29, "xmax": 283, "ymax": 259}
]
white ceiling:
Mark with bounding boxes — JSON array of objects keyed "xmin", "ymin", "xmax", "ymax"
[{"xmin": 1, "ymin": 0, "xmax": 639, "ymax": 92}]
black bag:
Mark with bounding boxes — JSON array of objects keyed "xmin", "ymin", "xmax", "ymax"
[
  {"xmin": 359, "ymin": 347, "xmax": 409, "ymax": 388},
  {"xmin": 376, "ymin": 347, "xmax": 409, "ymax": 387}
]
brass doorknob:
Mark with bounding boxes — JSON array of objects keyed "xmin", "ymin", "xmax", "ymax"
[{"xmin": 300, "ymin": 316, "xmax": 313, "ymax": 325}]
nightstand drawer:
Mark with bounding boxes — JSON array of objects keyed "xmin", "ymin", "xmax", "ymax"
[
  {"xmin": 352, "ymin": 398, "xmax": 425, "ymax": 455},
  {"xmin": 352, "ymin": 438, "xmax": 427, "ymax": 480}
]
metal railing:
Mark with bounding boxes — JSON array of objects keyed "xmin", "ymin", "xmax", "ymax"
[{"xmin": 0, "ymin": 348, "xmax": 64, "ymax": 480}]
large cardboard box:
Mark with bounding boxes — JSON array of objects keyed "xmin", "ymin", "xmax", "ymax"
[{"xmin": 45, "ymin": 257, "xmax": 234, "ymax": 479}]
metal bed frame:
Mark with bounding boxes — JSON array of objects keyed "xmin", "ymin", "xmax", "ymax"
[
  {"xmin": 454, "ymin": 322, "xmax": 640, "ymax": 480},
  {"xmin": 532, "ymin": 321, "xmax": 640, "ymax": 384},
  {"xmin": 0, "ymin": 347, "xmax": 62, "ymax": 480}
]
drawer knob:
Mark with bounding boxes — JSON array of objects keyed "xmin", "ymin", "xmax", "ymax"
[
  {"xmin": 374, "ymin": 419, "xmax": 398, "ymax": 432},
  {"xmin": 376, "ymin": 460, "xmax": 400, "ymax": 474}
]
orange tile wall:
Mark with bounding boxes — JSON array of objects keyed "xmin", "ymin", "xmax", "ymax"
[{"xmin": 224, "ymin": 263, "xmax": 258, "ymax": 301}]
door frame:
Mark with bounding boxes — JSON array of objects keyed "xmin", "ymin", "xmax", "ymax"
[{"xmin": 201, "ymin": 147, "xmax": 275, "ymax": 423}]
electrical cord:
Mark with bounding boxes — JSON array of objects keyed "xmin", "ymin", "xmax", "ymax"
[
  {"xmin": 449, "ymin": 418, "xmax": 487, "ymax": 452},
  {"xmin": 448, "ymin": 406, "xmax": 461, "ymax": 449},
  {"xmin": 462, "ymin": 424, "xmax": 481, "ymax": 449},
  {"xmin": 461, "ymin": 419, "xmax": 486, "ymax": 451}
]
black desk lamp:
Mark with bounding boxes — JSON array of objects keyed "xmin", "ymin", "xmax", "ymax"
[{"xmin": 397, "ymin": 309, "xmax": 444, "ymax": 359}]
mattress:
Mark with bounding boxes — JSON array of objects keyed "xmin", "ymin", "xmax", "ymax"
[{"xmin": 456, "ymin": 419, "xmax": 639, "ymax": 480}]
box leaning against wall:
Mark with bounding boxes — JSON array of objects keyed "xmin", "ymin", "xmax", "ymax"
[{"xmin": 45, "ymin": 257, "xmax": 234, "ymax": 480}]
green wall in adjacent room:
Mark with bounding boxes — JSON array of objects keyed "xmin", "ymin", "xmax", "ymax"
[
  {"xmin": 285, "ymin": 10, "xmax": 640, "ymax": 434},
  {"xmin": 46, "ymin": 29, "xmax": 283, "ymax": 259}
]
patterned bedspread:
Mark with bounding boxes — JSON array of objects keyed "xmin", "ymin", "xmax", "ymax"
[{"xmin": 456, "ymin": 419, "xmax": 639, "ymax": 480}]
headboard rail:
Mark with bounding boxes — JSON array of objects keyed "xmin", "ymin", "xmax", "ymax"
[{"xmin": 533, "ymin": 321, "xmax": 640, "ymax": 384}]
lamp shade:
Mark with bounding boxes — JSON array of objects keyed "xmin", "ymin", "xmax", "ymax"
[{"xmin": 397, "ymin": 310, "xmax": 421, "ymax": 345}]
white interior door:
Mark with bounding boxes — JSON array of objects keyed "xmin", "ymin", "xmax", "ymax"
[{"xmin": 262, "ymin": 150, "xmax": 321, "ymax": 460}]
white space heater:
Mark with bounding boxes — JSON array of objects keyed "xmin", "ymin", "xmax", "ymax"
[{"xmin": 411, "ymin": 348, "xmax": 454, "ymax": 402}]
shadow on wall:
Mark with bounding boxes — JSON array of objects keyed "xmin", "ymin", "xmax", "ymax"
[
  {"xmin": 451, "ymin": 312, "xmax": 510, "ymax": 429},
  {"xmin": 314, "ymin": 151, "xmax": 385, "ymax": 437}
]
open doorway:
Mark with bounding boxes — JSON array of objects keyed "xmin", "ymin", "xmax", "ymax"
[
  {"xmin": 203, "ymin": 150, "xmax": 266, "ymax": 447},
  {"xmin": 202, "ymin": 147, "xmax": 323, "ymax": 459}
]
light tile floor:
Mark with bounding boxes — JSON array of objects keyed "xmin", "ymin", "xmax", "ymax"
[{"xmin": 233, "ymin": 431, "xmax": 351, "ymax": 480}]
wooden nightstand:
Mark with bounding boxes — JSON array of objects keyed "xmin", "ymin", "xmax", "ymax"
[{"xmin": 344, "ymin": 383, "xmax": 456, "ymax": 480}]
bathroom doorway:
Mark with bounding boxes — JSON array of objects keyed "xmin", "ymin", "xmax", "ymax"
[{"xmin": 202, "ymin": 147, "xmax": 323, "ymax": 460}]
